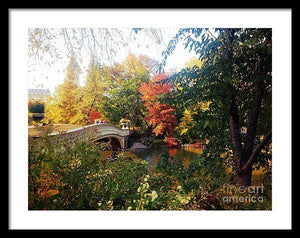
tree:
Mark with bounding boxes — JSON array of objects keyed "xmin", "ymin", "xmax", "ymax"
[
  {"xmin": 102, "ymin": 53, "xmax": 151, "ymax": 129},
  {"xmin": 145, "ymin": 102, "xmax": 177, "ymax": 137},
  {"xmin": 169, "ymin": 57, "xmax": 208, "ymax": 144},
  {"xmin": 28, "ymin": 28, "xmax": 167, "ymax": 71},
  {"xmin": 76, "ymin": 58, "xmax": 107, "ymax": 124},
  {"xmin": 44, "ymin": 56, "xmax": 80, "ymax": 124},
  {"xmin": 139, "ymin": 73, "xmax": 178, "ymax": 139},
  {"xmin": 162, "ymin": 28, "xmax": 272, "ymax": 186}
]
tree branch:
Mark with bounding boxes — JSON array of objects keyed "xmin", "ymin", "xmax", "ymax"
[
  {"xmin": 244, "ymin": 81, "xmax": 265, "ymax": 156},
  {"xmin": 207, "ymin": 29, "xmax": 217, "ymax": 40},
  {"xmin": 242, "ymin": 129, "xmax": 272, "ymax": 172},
  {"xmin": 87, "ymin": 96, "xmax": 96, "ymax": 118}
]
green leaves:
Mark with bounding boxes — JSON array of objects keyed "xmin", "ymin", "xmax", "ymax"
[
  {"xmin": 203, "ymin": 120, "xmax": 210, "ymax": 129},
  {"xmin": 161, "ymin": 28, "xmax": 272, "ymax": 183}
]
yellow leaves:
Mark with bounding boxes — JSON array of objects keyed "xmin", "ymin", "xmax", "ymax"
[
  {"xmin": 135, "ymin": 175, "xmax": 159, "ymax": 209},
  {"xmin": 182, "ymin": 157, "xmax": 191, "ymax": 169},
  {"xmin": 178, "ymin": 108, "xmax": 194, "ymax": 136},
  {"xmin": 175, "ymin": 194, "xmax": 191, "ymax": 205},
  {"xmin": 198, "ymin": 101, "xmax": 211, "ymax": 112},
  {"xmin": 176, "ymin": 185, "xmax": 182, "ymax": 191},
  {"xmin": 106, "ymin": 200, "xmax": 113, "ymax": 207},
  {"xmin": 48, "ymin": 189, "xmax": 59, "ymax": 197},
  {"xmin": 150, "ymin": 191, "xmax": 158, "ymax": 202},
  {"xmin": 220, "ymin": 152, "xmax": 227, "ymax": 158},
  {"xmin": 180, "ymin": 128, "xmax": 188, "ymax": 135},
  {"xmin": 176, "ymin": 82, "xmax": 183, "ymax": 91},
  {"xmin": 153, "ymin": 124, "xmax": 164, "ymax": 136},
  {"xmin": 70, "ymin": 159, "xmax": 82, "ymax": 169},
  {"xmin": 170, "ymin": 184, "xmax": 177, "ymax": 190},
  {"xmin": 184, "ymin": 56, "xmax": 204, "ymax": 69}
]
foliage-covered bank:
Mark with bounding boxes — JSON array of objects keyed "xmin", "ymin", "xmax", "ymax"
[{"xmin": 28, "ymin": 137, "xmax": 271, "ymax": 210}]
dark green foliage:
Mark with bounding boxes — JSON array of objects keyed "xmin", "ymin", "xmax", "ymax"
[
  {"xmin": 154, "ymin": 151, "xmax": 226, "ymax": 193},
  {"xmin": 161, "ymin": 28, "xmax": 272, "ymax": 183},
  {"xmin": 29, "ymin": 102, "xmax": 45, "ymax": 113},
  {"xmin": 102, "ymin": 79, "xmax": 147, "ymax": 129}
]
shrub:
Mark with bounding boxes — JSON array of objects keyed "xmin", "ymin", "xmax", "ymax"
[
  {"xmin": 28, "ymin": 136, "xmax": 148, "ymax": 210},
  {"xmin": 28, "ymin": 134, "xmax": 271, "ymax": 210},
  {"xmin": 29, "ymin": 102, "xmax": 45, "ymax": 113}
]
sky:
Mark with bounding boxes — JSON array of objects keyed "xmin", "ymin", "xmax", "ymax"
[{"xmin": 27, "ymin": 28, "xmax": 198, "ymax": 94}]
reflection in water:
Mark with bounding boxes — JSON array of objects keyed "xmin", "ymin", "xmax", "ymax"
[
  {"xmin": 168, "ymin": 148, "xmax": 179, "ymax": 157},
  {"xmin": 182, "ymin": 147, "xmax": 204, "ymax": 155},
  {"xmin": 132, "ymin": 147, "xmax": 203, "ymax": 171},
  {"xmin": 100, "ymin": 147, "xmax": 204, "ymax": 171}
]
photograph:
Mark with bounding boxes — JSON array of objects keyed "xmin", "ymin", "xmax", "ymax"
[
  {"xmin": 9, "ymin": 9, "xmax": 292, "ymax": 230},
  {"xmin": 27, "ymin": 27, "xmax": 272, "ymax": 211}
]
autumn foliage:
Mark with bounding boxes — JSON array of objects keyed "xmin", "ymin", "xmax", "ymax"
[
  {"xmin": 139, "ymin": 73, "xmax": 172, "ymax": 104},
  {"xmin": 139, "ymin": 73, "xmax": 178, "ymax": 146},
  {"xmin": 88, "ymin": 110, "xmax": 102, "ymax": 124},
  {"xmin": 145, "ymin": 102, "xmax": 177, "ymax": 137},
  {"xmin": 166, "ymin": 136, "xmax": 179, "ymax": 148}
]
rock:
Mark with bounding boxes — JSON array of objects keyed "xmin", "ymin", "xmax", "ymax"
[{"xmin": 130, "ymin": 142, "xmax": 149, "ymax": 150}]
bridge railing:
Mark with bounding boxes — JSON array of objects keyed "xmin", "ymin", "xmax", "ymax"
[{"xmin": 34, "ymin": 123, "xmax": 129, "ymax": 146}]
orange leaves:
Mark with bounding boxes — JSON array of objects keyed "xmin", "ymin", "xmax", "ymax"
[
  {"xmin": 139, "ymin": 73, "xmax": 178, "ymax": 138},
  {"xmin": 146, "ymin": 102, "xmax": 177, "ymax": 136},
  {"xmin": 28, "ymin": 100, "xmax": 33, "ymax": 109},
  {"xmin": 166, "ymin": 136, "xmax": 179, "ymax": 148},
  {"xmin": 37, "ymin": 170, "xmax": 61, "ymax": 199},
  {"xmin": 48, "ymin": 189, "xmax": 59, "ymax": 197},
  {"xmin": 139, "ymin": 73, "xmax": 171, "ymax": 106},
  {"xmin": 168, "ymin": 148, "xmax": 179, "ymax": 157},
  {"xmin": 152, "ymin": 124, "xmax": 164, "ymax": 137},
  {"xmin": 151, "ymin": 73, "xmax": 169, "ymax": 83}
]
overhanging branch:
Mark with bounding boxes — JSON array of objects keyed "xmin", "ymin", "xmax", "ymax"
[{"xmin": 242, "ymin": 129, "xmax": 272, "ymax": 172}]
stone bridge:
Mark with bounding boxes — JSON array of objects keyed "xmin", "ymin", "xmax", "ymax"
[{"xmin": 46, "ymin": 123, "xmax": 130, "ymax": 150}]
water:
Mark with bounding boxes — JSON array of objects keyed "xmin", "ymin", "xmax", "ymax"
[{"xmin": 131, "ymin": 147, "xmax": 203, "ymax": 171}]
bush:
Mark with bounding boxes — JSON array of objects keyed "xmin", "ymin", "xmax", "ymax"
[
  {"xmin": 28, "ymin": 136, "xmax": 148, "ymax": 210},
  {"xmin": 28, "ymin": 135, "xmax": 271, "ymax": 210},
  {"xmin": 29, "ymin": 102, "xmax": 45, "ymax": 113}
]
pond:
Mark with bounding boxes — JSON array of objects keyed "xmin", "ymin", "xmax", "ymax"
[
  {"xmin": 100, "ymin": 147, "xmax": 204, "ymax": 171},
  {"xmin": 131, "ymin": 147, "xmax": 204, "ymax": 171}
]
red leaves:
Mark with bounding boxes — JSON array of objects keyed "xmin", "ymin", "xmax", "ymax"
[
  {"xmin": 151, "ymin": 73, "xmax": 168, "ymax": 83},
  {"xmin": 191, "ymin": 142, "xmax": 202, "ymax": 148},
  {"xmin": 139, "ymin": 74, "xmax": 178, "ymax": 138},
  {"xmin": 88, "ymin": 109, "xmax": 102, "ymax": 124},
  {"xmin": 28, "ymin": 100, "xmax": 33, "ymax": 109},
  {"xmin": 146, "ymin": 102, "xmax": 177, "ymax": 136},
  {"xmin": 166, "ymin": 136, "xmax": 179, "ymax": 148},
  {"xmin": 139, "ymin": 73, "xmax": 172, "ymax": 105}
]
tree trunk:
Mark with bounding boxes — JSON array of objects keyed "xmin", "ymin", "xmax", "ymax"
[{"xmin": 236, "ymin": 168, "xmax": 252, "ymax": 186}]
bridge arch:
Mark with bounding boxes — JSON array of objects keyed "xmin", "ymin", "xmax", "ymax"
[
  {"xmin": 45, "ymin": 123, "xmax": 130, "ymax": 150},
  {"xmin": 94, "ymin": 134, "xmax": 124, "ymax": 151}
]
